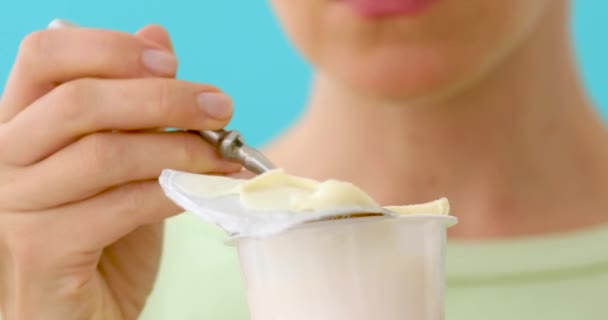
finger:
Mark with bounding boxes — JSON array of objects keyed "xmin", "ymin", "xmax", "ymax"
[
  {"xmin": 46, "ymin": 180, "xmax": 182, "ymax": 250},
  {"xmin": 0, "ymin": 27, "xmax": 177, "ymax": 123},
  {"xmin": 3, "ymin": 131, "xmax": 240, "ymax": 211},
  {"xmin": 0, "ymin": 78, "xmax": 233, "ymax": 166},
  {"xmin": 112, "ymin": 25, "xmax": 175, "ymax": 136},
  {"xmin": 133, "ymin": 25, "xmax": 176, "ymax": 140},
  {"xmin": 135, "ymin": 24, "xmax": 174, "ymax": 52}
]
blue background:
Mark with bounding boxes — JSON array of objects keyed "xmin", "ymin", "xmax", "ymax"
[{"xmin": 0, "ymin": 1, "xmax": 606, "ymax": 147}]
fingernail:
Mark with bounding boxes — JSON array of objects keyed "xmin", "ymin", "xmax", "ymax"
[
  {"xmin": 142, "ymin": 49, "xmax": 178, "ymax": 76},
  {"xmin": 197, "ymin": 93, "xmax": 233, "ymax": 119},
  {"xmin": 47, "ymin": 18, "xmax": 78, "ymax": 29}
]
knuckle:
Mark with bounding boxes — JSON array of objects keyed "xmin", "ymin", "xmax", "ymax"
[
  {"xmin": 51, "ymin": 79, "xmax": 95, "ymax": 122},
  {"xmin": 151, "ymin": 79, "xmax": 178, "ymax": 120},
  {"xmin": 179, "ymin": 133, "xmax": 206, "ymax": 165},
  {"xmin": 0, "ymin": 169, "xmax": 25, "ymax": 210},
  {"xmin": 122, "ymin": 182, "xmax": 151, "ymax": 213},
  {"xmin": 17, "ymin": 30, "xmax": 46, "ymax": 62},
  {"xmin": 82, "ymin": 133, "xmax": 122, "ymax": 173}
]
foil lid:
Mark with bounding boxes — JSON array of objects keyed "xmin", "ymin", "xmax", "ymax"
[{"xmin": 159, "ymin": 169, "xmax": 452, "ymax": 238}]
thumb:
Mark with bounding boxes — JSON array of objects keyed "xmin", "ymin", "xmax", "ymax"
[{"xmin": 135, "ymin": 24, "xmax": 174, "ymax": 52}]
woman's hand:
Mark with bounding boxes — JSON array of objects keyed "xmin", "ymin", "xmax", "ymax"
[{"xmin": 0, "ymin": 25, "xmax": 240, "ymax": 320}]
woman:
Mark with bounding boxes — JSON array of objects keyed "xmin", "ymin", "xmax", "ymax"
[{"xmin": 1, "ymin": 0, "xmax": 607, "ymax": 319}]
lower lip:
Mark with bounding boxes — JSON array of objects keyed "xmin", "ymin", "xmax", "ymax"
[{"xmin": 337, "ymin": 0, "xmax": 436, "ymax": 18}]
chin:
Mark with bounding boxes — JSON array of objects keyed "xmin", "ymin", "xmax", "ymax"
[
  {"xmin": 270, "ymin": 0, "xmax": 558, "ymax": 103},
  {"xmin": 319, "ymin": 44, "xmax": 490, "ymax": 103}
]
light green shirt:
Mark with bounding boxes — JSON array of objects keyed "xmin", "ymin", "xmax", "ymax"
[{"xmin": 140, "ymin": 213, "xmax": 608, "ymax": 319}]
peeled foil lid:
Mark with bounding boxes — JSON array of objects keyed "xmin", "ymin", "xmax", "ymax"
[{"xmin": 159, "ymin": 169, "xmax": 455, "ymax": 238}]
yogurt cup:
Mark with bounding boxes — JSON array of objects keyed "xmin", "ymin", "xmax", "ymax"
[
  {"xmin": 158, "ymin": 168, "xmax": 457, "ymax": 320},
  {"xmin": 233, "ymin": 215, "xmax": 456, "ymax": 320}
]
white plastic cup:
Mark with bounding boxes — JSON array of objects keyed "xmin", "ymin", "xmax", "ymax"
[{"xmin": 233, "ymin": 215, "xmax": 456, "ymax": 320}]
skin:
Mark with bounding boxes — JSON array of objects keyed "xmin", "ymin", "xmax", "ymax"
[{"xmin": 0, "ymin": 0, "xmax": 607, "ymax": 319}]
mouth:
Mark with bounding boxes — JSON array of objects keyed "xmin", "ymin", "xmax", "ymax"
[{"xmin": 334, "ymin": 0, "xmax": 437, "ymax": 18}]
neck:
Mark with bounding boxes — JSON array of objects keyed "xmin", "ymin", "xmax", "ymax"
[{"xmin": 265, "ymin": 3, "xmax": 608, "ymax": 239}]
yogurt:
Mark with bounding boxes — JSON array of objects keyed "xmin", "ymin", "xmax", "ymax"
[{"xmin": 158, "ymin": 168, "xmax": 451, "ymax": 237}]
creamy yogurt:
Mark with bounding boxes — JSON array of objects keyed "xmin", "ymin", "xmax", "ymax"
[{"xmin": 159, "ymin": 168, "xmax": 451, "ymax": 238}]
